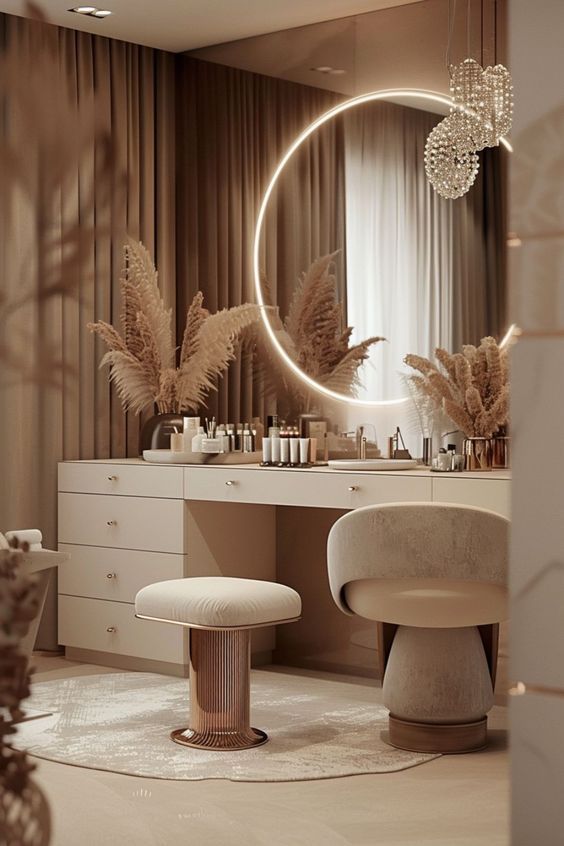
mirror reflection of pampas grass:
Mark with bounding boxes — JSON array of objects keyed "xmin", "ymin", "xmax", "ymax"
[
  {"xmin": 255, "ymin": 252, "xmax": 385, "ymax": 415},
  {"xmin": 88, "ymin": 239, "xmax": 261, "ymax": 414},
  {"xmin": 404, "ymin": 336, "xmax": 509, "ymax": 438}
]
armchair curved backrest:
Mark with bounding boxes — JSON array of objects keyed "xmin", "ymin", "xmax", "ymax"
[{"xmin": 327, "ymin": 502, "xmax": 509, "ymax": 628}]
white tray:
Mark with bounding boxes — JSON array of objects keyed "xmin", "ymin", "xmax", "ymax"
[
  {"xmin": 328, "ymin": 459, "xmax": 418, "ymax": 471},
  {"xmin": 142, "ymin": 449, "xmax": 262, "ymax": 465}
]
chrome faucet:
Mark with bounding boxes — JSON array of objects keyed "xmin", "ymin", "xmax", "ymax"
[{"xmin": 356, "ymin": 425, "xmax": 367, "ymax": 460}]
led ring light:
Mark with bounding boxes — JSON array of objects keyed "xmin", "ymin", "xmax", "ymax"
[{"xmin": 252, "ymin": 87, "xmax": 513, "ymax": 408}]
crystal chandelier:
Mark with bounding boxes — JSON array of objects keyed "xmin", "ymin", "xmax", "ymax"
[{"xmin": 425, "ymin": 1, "xmax": 513, "ymax": 200}]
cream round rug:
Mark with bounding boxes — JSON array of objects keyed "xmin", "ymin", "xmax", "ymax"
[{"xmin": 14, "ymin": 670, "xmax": 440, "ymax": 781}]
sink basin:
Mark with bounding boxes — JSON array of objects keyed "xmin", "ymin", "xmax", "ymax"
[{"xmin": 328, "ymin": 459, "xmax": 418, "ymax": 471}]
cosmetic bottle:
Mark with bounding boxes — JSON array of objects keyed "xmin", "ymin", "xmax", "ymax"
[
  {"xmin": 217, "ymin": 425, "xmax": 230, "ymax": 453},
  {"xmin": 243, "ymin": 422, "xmax": 253, "ymax": 453},
  {"xmin": 261, "ymin": 437, "xmax": 272, "ymax": 466},
  {"xmin": 279, "ymin": 429, "xmax": 290, "ymax": 466},
  {"xmin": 227, "ymin": 424, "xmax": 236, "ymax": 452},
  {"xmin": 191, "ymin": 426, "xmax": 205, "ymax": 453},
  {"xmin": 182, "ymin": 417, "xmax": 200, "ymax": 452},
  {"xmin": 170, "ymin": 432, "xmax": 184, "ymax": 452},
  {"xmin": 271, "ymin": 436, "xmax": 281, "ymax": 464},
  {"xmin": 299, "ymin": 437, "xmax": 310, "ymax": 466},
  {"xmin": 289, "ymin": 437, "xmax": 299, "ymax": 466},
  {"xmin": 268, "ymin": 414, "xmax": 281, "ymax": 438}
]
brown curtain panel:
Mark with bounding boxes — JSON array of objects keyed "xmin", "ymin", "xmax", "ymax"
[
  {"xmin": 175, "ymin": 57, "xmax": 344, "ymax": 424},
  {"xmin": 0, "ymin": 13, "xmax": 176, "ymax": 645}
]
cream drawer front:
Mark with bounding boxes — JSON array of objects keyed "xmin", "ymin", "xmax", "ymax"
[
  {"xmin": 58, "ymin": 462, "xmax": 184, "ymax": 499},
  {"xmin": 58, "ymin": 493, "xmax": 186, "ymax": 553},
  {"xmin": 58, "ymin": 544, "xmax": 186, "ymax": 602},
  {"xmin": 432, "ymin": 477, "xmax": 511, "ymax": 518},
  {"xmin": 58, "ymin": 595, "xmax": 185, "ymax": 663},
  {"xmin": 185, "ymin": 467, "xmax": 432, "ymax": 509}
]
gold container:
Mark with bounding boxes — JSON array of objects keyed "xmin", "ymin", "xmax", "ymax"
[
  {"xmin": 463, "ymin": 437, "xmax": 493, "ymax": 471},
  {"xmin": 492, "ymin": 436, "xmax": 510, "ymax": 469}
]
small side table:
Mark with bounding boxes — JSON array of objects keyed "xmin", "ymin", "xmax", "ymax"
[{"xmin": 20, "ymin": 550, "xmax": 69, "ymax": 657}]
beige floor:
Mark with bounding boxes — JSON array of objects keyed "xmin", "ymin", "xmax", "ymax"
[{"xmin": 28, "ymin": 655, "xmax": 509, "ymax": 846}]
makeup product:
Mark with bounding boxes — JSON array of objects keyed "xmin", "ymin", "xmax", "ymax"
[
  {"xmin": 271, "ymin": 436, "xmax": 281, "ymax": 464},
  {"xmin": 191, "ymin": 426, "xmax": 205, "ymax": 453},
  {"xmin": 227, "ymin": 425, "xmax": 236, "ymax": 452},
  {"xmin": 201, "ymin": 437, "xmax": 221, "ymax": 453},
  {"xmin": 243, "ymin": 422, "xmax": 253, "ymax": 453},
  {"xmin": 422, "ymin": 436, "xmax": 432, "ymax": 466},
  {"xmin": 299, "ymin": 437, "xmax": 310, "ymax": 466},
  {"xmin": 217, "ymin": 425, "xmax": 230, "ymax": 453},
  {"xmin": 309, "ymin": 437, "xmax": 317, "ymax": 463},
  {"xmin": 437, "ymin": 452, "xmax": 452, "ymax": 471},
  {"xmin": 280, "ymin": 435, "xmax": 290, "ymax": 465},
  {"xmin": 267, "ymin": 414, "xmax": 281, "ymax": 438},
  {"xmin": 170, "ymin": 432, "xmax": 184, "ymax": 452},
  {"xmin": 183, "ymin": 416, "xmax": 200, "ymax": 452},
  {"xmin": 261, "ymin": 437, "xmax": 272, "ymax": 466},
  {"xmin": 289, "ymin": 437, "xmax": 299, "ymax": 466},
  {"xmin": 452, "ymin": 454, "xmax": 465, "ymax": 472}
]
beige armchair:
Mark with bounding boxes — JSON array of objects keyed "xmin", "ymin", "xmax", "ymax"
[{"xmin": 327, "ymin": 502, "xmax": 509, "ymax": 753}]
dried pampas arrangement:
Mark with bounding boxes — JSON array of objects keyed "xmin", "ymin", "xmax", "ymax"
[
  {"xmin": 88, "ymin": 240, "xmax": 261, "ymax": 414},
  {"xmin": 404, "ymin": 336, "xmax": 509, "ymax": 438},
  {"xmin": 256, "ymin": 252, "xmax": 384, "ymax": 415}
]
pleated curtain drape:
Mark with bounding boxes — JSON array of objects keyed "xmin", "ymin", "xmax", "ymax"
[{"xmin": 0, "ymin": 14, "xmax": 176, "ymax": 645}]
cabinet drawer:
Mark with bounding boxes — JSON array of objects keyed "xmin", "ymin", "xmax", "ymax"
[
  {"xmin": 58, "ymin": 493, "xmax": 186, "ymax": 553},
  {"xmin": 58, "ymin": 595, "xmax": 185, "ymax": 663},
  {"xmin": 58, "ymin": 544, "xmax": 187, "ymax": 602},
  {"xmin": 432, "ymin": 477, "xmax": 511, "ymax": 518},
  {"xmin": 58, "ymin": 462, "xmax": 183, "ymax": 499},
  {"xmin": 185, "ymin": 467, "xmax": 432, "ymax": 509}
]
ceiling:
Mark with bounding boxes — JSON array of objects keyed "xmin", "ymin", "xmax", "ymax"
[{"xmin": 0, "ymin": 0, "xmax": 421, "ymax": 53}]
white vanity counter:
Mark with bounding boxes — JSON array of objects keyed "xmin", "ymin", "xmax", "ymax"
[{"xmin": 57, "ymin": 459, "xmax": 510, "ymax": 677}]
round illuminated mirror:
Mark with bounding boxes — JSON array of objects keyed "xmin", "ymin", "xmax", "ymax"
[{"xmin": 253, "ymin": 89, "xmax": 511, "ymax": 407}]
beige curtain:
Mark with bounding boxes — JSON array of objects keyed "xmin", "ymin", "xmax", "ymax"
[
  {"xmin": 176, "ymin": 57, "xmax": 343, "ymax": 424},
  {"xmin": 0, "ymin": 14, "xmax": 176, "ymax": 645}
]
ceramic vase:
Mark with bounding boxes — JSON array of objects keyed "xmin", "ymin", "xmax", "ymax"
[{"xmin": 139, "ymin": 412, "xmax": 185, "ymax": 453}]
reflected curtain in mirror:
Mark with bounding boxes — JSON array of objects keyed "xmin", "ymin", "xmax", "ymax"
[{"xmin": 343, "ymin": 101, "xmax": 506, "ymax": 401}]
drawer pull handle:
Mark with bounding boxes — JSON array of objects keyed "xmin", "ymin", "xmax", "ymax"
[
  {"xmin": 106, "ymin": 572, "xmax": 117, "ymax": 580},
  {"xmin": 107, "ymin": 475, "xmax": 118, "ymax": 482},
  {"xmin": 225, "ymin": 480, "xmax": 236, "ymax": 486},
  {"xmin": 106, "ymin": 520, "xmax": 117, "ymax": 527},
  {"xmin": 348, "ymin": 485, "xmax": 359, "ymax": 492},
  {"xmin": 106, "ymin": 626, "xmax": 116, "ymax": 633}
]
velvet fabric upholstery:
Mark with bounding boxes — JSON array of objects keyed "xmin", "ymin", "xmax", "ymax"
[
  {"xmin": 135, "ymin": 577, "xmax": 302, "ymax": 630},
  {"xmin": 327, "ymin": 502, "xmax": 509, "ymax": 618}
]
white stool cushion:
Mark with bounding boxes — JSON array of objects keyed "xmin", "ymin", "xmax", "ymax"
[{"xmin": 135, "ymin": 577, "xmax": 301, "ymax": 629}]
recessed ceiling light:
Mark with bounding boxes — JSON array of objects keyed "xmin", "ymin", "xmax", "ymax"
[
  {"xmin": 312, "ymin": 66, "xmax": 332, "ymax": 73},
  {"xmin": 69, "ymin": 6, "xmax": 112, "ymax": 17},
  {"xmin": 329, "ymin": 69, "xmax": 346, "ymax": 75}
]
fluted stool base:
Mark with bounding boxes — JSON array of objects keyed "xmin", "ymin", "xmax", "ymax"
[
  {"xmin": 173, "ymin": 627, "xmax": 268, "ymax": 751},
  {"xmin": 171, "ymin": 726, "xmax": 268, "ymax": 750}
]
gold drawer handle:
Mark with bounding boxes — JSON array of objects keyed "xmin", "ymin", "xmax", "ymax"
[
  {"xmin": 225, "ymin": 480, "xmax": 237, "ymax": 486},
  {"xmin": 348, "ymin": 485, "xmax": 359, "ymax": 492},
  {"xmin": 107, "ymin": 475, "xmax": 118, "ymax": 482},
  {"xmin": 106, "ymin": 626, "xmax": 116, "ymax": 633},
  {"xmin": 106, "ymin": 572, "xmax": 117, "ymax": 580},
  {"xmin": 106, "ymin": 520, "xmax": 117, "ymax": 527}
]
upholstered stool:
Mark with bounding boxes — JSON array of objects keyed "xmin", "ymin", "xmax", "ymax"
[
  {"xmin": 135, "ymin": 577, "xmax": 301, "ymax": 751},
  {"xmin": 328, "ymin": 503, "xmax": 509, "ymax": 754}
]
